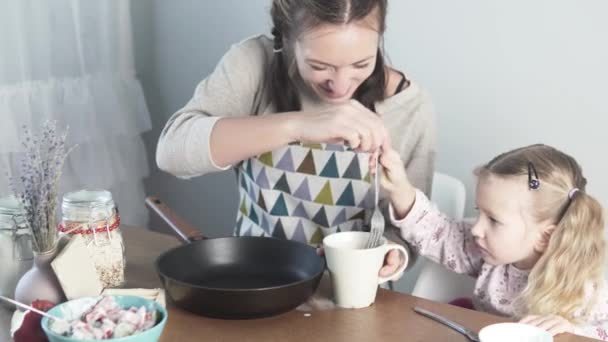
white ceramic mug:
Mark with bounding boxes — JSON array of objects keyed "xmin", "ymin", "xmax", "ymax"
[
  {"xmin": 479, "ymin": 323, "xmax": 553, "ymax": 342},
  {"xmin": 323, "ymin": 231, "xmax": 408, "ymax": 309}
]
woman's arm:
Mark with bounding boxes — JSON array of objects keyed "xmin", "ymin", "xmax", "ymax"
[{"xmin": 157, "ymin": 37, "xmax": 388, "ymax": 178}]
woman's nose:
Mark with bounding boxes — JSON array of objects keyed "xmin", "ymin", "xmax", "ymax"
[{"xmin": 327, "ymin": 71, "xmax": 349, "ymax": 95}]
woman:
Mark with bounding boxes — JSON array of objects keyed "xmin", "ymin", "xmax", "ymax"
[{"xmin": 157, "ymin": 0, "xmax": 436, "ymax": 277}]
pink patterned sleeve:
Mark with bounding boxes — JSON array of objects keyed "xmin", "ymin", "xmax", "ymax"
[
  {"xmin": 572, "ymin": 284, "xmax": 608, "ymax": 340},
  {"xmin": 389, "ymin": 189, "xmax": 484, "ymax": 277}
]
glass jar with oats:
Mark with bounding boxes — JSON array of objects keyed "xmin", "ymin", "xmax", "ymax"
[
  {"xmin": 0, "ymin": 195, "xmax": 33, "ymax": 304},
  {"xmin": 59, "ymin": 190, "xmax": 125, "ymax": 288}
]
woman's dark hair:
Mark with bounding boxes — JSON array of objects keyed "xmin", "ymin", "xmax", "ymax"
[{"xmin": 269, "ymin": 0, "xmax": 388, "ymax": 112}]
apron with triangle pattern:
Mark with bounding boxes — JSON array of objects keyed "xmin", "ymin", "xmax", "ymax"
[{"xmin": 234, "ymin": 142, "xmax": 374, "ymax": 246}]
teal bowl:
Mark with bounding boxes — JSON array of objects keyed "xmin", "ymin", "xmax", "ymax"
[{"xmin": 41, "ymin": 295, "xmax": 167, "ymax": 342}]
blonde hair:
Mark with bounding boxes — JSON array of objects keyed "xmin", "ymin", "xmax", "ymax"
[{"xmin": 479, "ymin": 144, "xmax": 605, "ymax": 321}]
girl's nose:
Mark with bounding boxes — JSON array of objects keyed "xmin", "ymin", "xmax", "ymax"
[{"xmin": 470, "ymin": 221, "xmax": 484, "ymax": 239}]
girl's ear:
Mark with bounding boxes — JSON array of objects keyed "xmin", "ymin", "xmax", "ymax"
[{"xmin": 534, "ymin": 224, "xmax": 556, "ymax": 253}]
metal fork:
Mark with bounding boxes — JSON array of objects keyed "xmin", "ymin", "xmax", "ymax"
[
  {"xmin": 365, "ymin": 152, "xmax": 385, "ymax": 249},
  {"xmin": 414, "ymin": 307, "xmax": 480, "ymax": 342}
]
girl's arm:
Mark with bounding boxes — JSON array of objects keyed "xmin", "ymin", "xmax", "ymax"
[
  {"xmin": 389, "ymin": 189, "xmax": 484, "ymax": 277},
  {"xmin": 571, "ymin": 286, "xmax": 608, "ymax": 340}
]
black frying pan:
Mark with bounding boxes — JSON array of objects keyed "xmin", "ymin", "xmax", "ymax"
[{"xmin": 145, "ymin": 197, "xmax": 325, "ymax": 319}]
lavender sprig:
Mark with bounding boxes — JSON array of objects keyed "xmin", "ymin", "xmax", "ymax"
[{"xmin": 7, "ymin": 121, "xmax": 74, "ymax": 253}]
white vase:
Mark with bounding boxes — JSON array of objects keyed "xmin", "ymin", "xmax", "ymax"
[{"xmin": 14, "ymin": 246, "xmax": 66, "ymax": 308}]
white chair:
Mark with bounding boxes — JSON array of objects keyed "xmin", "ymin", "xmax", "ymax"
[
  {"xmin": 391, "ymin": 172, "xmax": 475, "ymax": 303},
  {"xmin": 411, "ymin": 172, "xmax": 475, "ymax": 302}
]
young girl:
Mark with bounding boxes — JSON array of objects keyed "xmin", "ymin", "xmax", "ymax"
[{"xmin": 379, "ymin": 143, "xmax": 608, "ymax": 339}]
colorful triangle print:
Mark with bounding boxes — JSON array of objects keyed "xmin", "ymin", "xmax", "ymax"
[
  {"xmin": 314, "ymin": 181, "xmax": 333, "ymax": 205},
  {"xmin": 257, "ymin": 190, "xmax": 267, "ymax": 211},
  {"xmin": 276, "ymin": 149, "xmax": 295, "ymax": 172},
  {"xmin": 312, "ymin": 206, "xmax": 329, "ymax": 227},
  {"xmin": 309, "ymin": 228, "xmax": 324, "ymax": 245},
  {"xmin": 302, "ymin": 143, "xmax": 323, "ymax": 150},
  {"xmin": 296, "ymin": 150, "xmax": 316, "ymax": 175},
  {"xmin": 342, "ymin": 155, "xmax": 362, "ymax": 180},
  {"xmin": 235, "ymin": 215, "xmax": 244, "ymax": 236},
  {"xmin": 291, "ymin": 202, "xmax": 309, "ymax": 219},
  {"xmin": 240, "ymin": 173, "xmax": 248, "ymax": 193},
  {"xmin": 241, "ymin": 224, "xmax": 252, "ymax": 237},
  {"xmin": 255, "ymin": 168, "xmax": 270, "ymax": 189},
  {"xmin": 364, "ymin": 170, "xmax": 371, "ymax": 183},
  {"xmin": 324, "ymin": 143, "xmax": 344, "ymax": 151},
  {"xmin": 349, "ymin": 209, "xmax": 365, "ymax": 221},
  {"xmin": 332, "ymin": 208, "xmax": 347, "ymax": 226},
  {"xmin": 273, "ymin": 173, "xmax": 291, "ymax": 193},
  {"xmin": 272, "ymin": 219, "xmax": 287, "ymax": 239},
  {"xmin": 336, "ymin": 182, "xmax": 355, "ymax": 206},
  {"xmin": 358, "ymin": 187, "xmax": 374, "ymax": 208},
  {"xmin": 259, "ymin": 151, "xmax": 273, "ymax": 166},
  {"xmin": 261, "ymin": 214, "xmax": 271, "ymax": 233},
  {"xmin": 270, "ymin": 194, "xmax": 289, "ymax": 216},
  {"xmin": 239, "ymin": 196, "xmax": 248, "ymax": 216},
  {"xmin": 319, "ymin": 153, "xmax": 339, "ymax": 178},
  {"xmin": 293, "ymin": 179, "xmax": 312, "ymax": 201},
  {"xmin": 249, "ymin": 204, "xmax": 259, "ymax": 224},
  {"xmin": 245, "ymin": 159, "xmax": 254, "ymax": 179},
  {"xmin": 247, "ymin": 179, "xmax": 257, "ymax": 200},
  {"xmin": 291, "ymin": 220, "xmax": 308, "ymax": 243}
]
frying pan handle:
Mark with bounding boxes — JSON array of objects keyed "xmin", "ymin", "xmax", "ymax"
[{"xmin": 145, "ymin": 196, "xmax": 206, "ymax": 244}]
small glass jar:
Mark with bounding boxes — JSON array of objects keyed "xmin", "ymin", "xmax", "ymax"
[
  {"xmin": 0, "ymin": 195, "xmax": 33, "ymax": 302},
  {"xmin": 59, "ymin": 190, "xmax": 125, "ymax": 288}
]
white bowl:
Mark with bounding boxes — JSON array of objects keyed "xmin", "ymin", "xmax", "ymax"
[{"xmin": 479, "ymin": 323, "xmax": 553, "ymax": 342}]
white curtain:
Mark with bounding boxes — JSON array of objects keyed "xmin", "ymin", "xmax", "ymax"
[{"xmin": 0, "ymin": 0, "xmax": 151, "ymax": 225}]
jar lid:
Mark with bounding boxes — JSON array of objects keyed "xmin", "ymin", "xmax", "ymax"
[
  {"xmin": 0, "ymin": 195, "xmax": 26, "ymax": 216},
  {"xmin": 0, "ymin": 195, "xmax": 27, "ymax": 229},
  {"xmin": 63, "ymin": 190, "xmax": 114, "ymax": 207},
  {"xmin": 62, "ymin": 190, "xmax": 115, "ymax": 222}
]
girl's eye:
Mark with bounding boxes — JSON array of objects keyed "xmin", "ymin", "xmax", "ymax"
[
  {"xmin": 489, "ymin": 217, "xmax": 499, "ymax": 225},
  {"xmin": 354, "ymin": 63, "xmax": 370, "ymax": 69}
]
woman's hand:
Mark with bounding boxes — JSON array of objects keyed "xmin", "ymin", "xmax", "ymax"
[
  {"xmin": 373, "ymin": 147, "xmax": 416, "ymax": 220},
  {"xmin": 288, "ymin": 100, "xmax": 389, "ymax": 153},
  {"xmin": 320, "ymin": 242, "xmax": 405, "ymax": 280},
  {"xmin": 379, "ymin": 242, "xmax": 406, "ymax": 279},
  {"xmin": 519, "ymin": 315, "xmax": 574, "ymax": 336}
]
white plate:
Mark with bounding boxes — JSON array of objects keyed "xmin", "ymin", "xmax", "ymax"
[{"xmin": 479, "ymin": 322, "xmax": 553, "ymax": 342}]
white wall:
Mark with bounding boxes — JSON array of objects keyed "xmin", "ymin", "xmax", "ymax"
[
  {"xmin": 132, "ymin": 1, "xmax": 608, "ymax": 291},
  {"xmin": 132, "ymin": 0, "xmax": 270, "ymax": 237},
  {"xmin": 384, "ymin": 1, "xmax": 608, "ymax": 215}
]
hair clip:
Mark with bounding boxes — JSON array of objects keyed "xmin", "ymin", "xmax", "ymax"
[
  {"xmin": 568, "ymin": 188, "xmax": 580, "ymax": 200},
  {"xmin": 528, "ymin": 162, "xmax": 540, "ymax": 190}
]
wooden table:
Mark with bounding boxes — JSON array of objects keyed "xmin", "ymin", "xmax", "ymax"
[{"xmin": 0, "ymin": 226, "xmax": 597, "ymax": 341}]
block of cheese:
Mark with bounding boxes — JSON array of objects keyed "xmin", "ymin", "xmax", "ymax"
[
  {"xmin": 102, "ymin": 288, "xmax": 166, "ymax": 308},
  {"xmin": 51, "ymin": 234, "xmax": 104, "ymax": 300}
]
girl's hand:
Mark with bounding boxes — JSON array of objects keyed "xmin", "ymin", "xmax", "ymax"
[
  {"xmin": 375, "ymin": 147, "xmax": 416, "ymax": 219},
  {"xmin": 519, "ymin": 315, "xmax": 574, "ymax": 336},
  {"xmin": 289, "ymin": 100, "xmax": 389, "ymax": 153}
]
